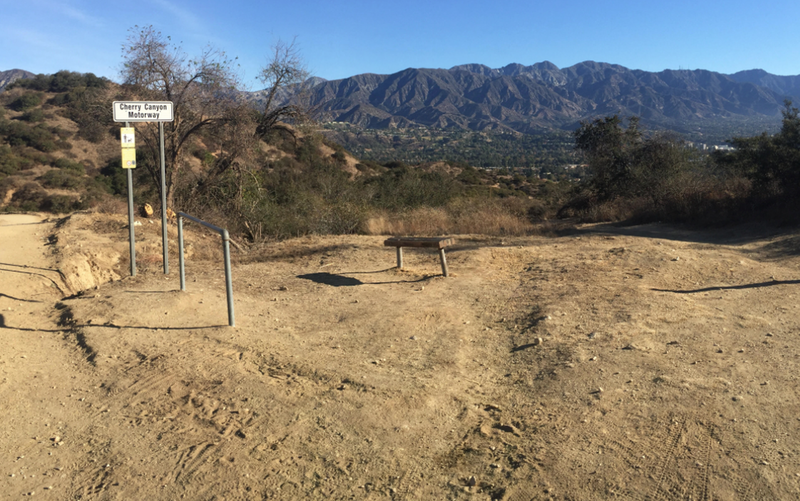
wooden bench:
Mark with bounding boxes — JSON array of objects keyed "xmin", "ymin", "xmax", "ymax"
[{"xmin": 384, "ymin": 237, "xmax": 455, "ymax": 277}]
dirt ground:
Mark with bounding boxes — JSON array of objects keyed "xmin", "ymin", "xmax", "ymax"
[{"xmin": 2, "ymin": 212, "xmax": 800, "ymax": 500}]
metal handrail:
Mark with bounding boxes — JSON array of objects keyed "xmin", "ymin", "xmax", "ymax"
[{"xmin": 177, "ymin": 212, "xmax": 235, "ymax": 327}]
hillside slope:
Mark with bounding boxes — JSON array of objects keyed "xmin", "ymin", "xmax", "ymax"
[{"xmin": 0, "ymin": 74, "xmax": 364, "ymax": 218}]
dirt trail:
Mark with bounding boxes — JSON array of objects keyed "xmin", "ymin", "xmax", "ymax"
[
  {"xmin": 2, "ymin": 212, "xmax": 800, "ymax": 500},
  {"xmin": 0, "ymin": 214, "xmax": 99, "ymax": 498}
]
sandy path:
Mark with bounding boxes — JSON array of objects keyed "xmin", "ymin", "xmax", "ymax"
[{"xmin": 0, "ymin": 214, "xmax": 100, "ymax": 498}]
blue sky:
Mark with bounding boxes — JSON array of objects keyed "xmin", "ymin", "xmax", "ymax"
[{"xmin": 2, "ymin": 0, "xmax": 798, "ymax": 89}]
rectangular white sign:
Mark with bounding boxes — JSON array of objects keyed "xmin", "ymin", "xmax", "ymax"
[{"xmin": 113, "ymin": 101, "xmax": 174, "ymax": 122}]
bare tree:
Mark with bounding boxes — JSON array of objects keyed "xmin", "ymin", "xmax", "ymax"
[
  {"xmin": 255, "ymin": 38, "xmax": 315, "ymax": 141},
  {"xmin": 120, "ymin": 25, "xmax": 244, "ymax": 210}
]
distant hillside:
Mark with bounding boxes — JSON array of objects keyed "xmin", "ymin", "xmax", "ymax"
[
  {"xmin": 728, "ymin": 69, "xmax": 800, "ymax": 100},
  {"xmin": 300, "ymin": 62, "xmax": 798, "ymax": 133},
  {"xmin": 0, "ymin": 69, "xmax": 35, "ymax": 92}
]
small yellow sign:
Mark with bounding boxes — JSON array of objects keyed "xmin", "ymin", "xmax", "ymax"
[
  {"xmin": 122, "ymin": 148, "xmax": 136, "ymax": 169},
  {"xmin": 120, "ymin": 127, "xmax": 136, "ymax": 168},
  {"xmin": 120, "ymin": 127, "xmax": 135, "ymax": 148}
]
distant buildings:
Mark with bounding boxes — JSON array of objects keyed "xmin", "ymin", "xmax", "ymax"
[{"xmin": 685, "ymin": 142, "xmax": 735, "ymax": 151}]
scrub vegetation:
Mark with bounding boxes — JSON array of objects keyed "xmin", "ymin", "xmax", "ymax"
[{"xmin": 1, "ymin": 28, "xmax": 799, "ymax": 238}]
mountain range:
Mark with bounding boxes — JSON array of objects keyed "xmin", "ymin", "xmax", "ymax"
[
  {"xmin": 303, "ymin": 62, "xmax": 799, "ymax": 132},
  {"xmin": 5, "ymin": 63, "xmax": 799, "ymax": 134}
]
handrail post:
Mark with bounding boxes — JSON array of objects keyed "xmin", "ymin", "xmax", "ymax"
[
  {"xmin": 222, "ymin": 230, "xmax": 235, "ymax": 327},
  {"xmin": 176, "ymin": 212, "xmax": 235, "ymax": 327},
  {"xmin": 178, "ymin": 215, "xmax": 186, "ymax": 291}
]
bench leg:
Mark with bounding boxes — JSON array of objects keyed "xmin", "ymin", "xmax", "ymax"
[
  {"xmin": 439, "ymin": 248, "xmax": 449, "ymax": 277},
  {"xmin": 396, "ymin": 246, "xmax": 403, "ymax": 269}
]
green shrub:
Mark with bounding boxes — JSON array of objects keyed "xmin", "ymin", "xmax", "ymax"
[
  {"xmin": 322, "ymin": 136, "xmax": 346, "ymax": 153},
  {"xmin": 52, "ymin": 126, "xmax": 72, "ymax": 141},
  {"xmin": 296, "ymin": 137, "xmax": 323, "ymax": 165},
  {"xmin": 20, "ymin": 109, "xmax": 45, "ymax": 122},
  {"xmin": 0, "ymin": 176, "xmax": 16, "ymax": 202},
  {"xmin": 383, "ymin": 160, "xmax": 408, "ymax": 169},
  {"xmin": 47, "ymin": 94, "xmax": 69, "ymax": 107},
  {"xmin": 331, "ymin": 150, "xmax": 346, "ymax": 163},
  {"xmin": 40, "ymin": 194, "xmax": 82, "ymax": 213},
  {"xmin": 567, "ymin": 114, "xmax": 728, "ymax": 223},
  {"xmin": 456, "ymin": 166, "xmax": 483, "ymax": 184},
  {"xmin": 366, "ymin": 168, "xmax": 460, "ymax": 210},
  {"xmin": 10, "ymin": 93, "xmax": 43, "ymax": 111},
  {"xmin": 19, "ymin": 148, "xmax": 52, "ymax": 166},
  {"xmin": 355, "ymin": 160, "xmax": 383, "ymax": 173},
  {"xmin": 39, "ymin": 169, "xmax": 84, "ymax": 190},
  {"xmin": 98, "ymin": 157, "xmax": 128, "ymax": 195},
  {"xmin": 272, "ymin": 155, "xmax": 303, "ymax": 172},
  {"xmin": 53, "ymin": 157, "xmax": 85, "ymax": 174},
  {"xmin": 202, "ymin": 152, "xmax": 216, "ymax": 166},
  {"xmin": 10, "ymin": 182, "xmax": 47, "ymax": 208},
  {"xmin": 0, "ymin": 145, "xmax": 33, "ymax": 175},
  {"xmin": 9, "ymin": 71, "xmax": 107, "ymax": 93},
  {"xmin": 43, "ymin": 84, "xmax": 113, "ymax": 143},
  {"xmin": 8, "ymin": 74, "xmax": 52, "ymax": 92},
  {"xmin": 49, "ymin": 70, "xmax": 107, "ymax": 92},
  {"xmin": 0, "ymin": 120, "xmax": 58, "ymax": 152},
  {"xmin": 716, "ymin": 101, "xmax": 800, "ymax": 201},
  {"xmin": 526, "ymin": 199, "xmax": 548, "ymax": 221}
]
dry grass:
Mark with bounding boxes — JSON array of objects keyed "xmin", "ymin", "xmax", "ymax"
[
  {"xmin": 92, "ymin": 197, "xmax": 128, "ymax": 215},
  {"xmin": 364, "ymin": 199, "xmax": 536, "ymax": 236},
  {"xmin": 560, "ymin": 174, "xmax": 755, "ymax": 226}
]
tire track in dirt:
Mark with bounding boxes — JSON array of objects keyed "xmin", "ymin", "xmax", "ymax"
[
  {"xmin": 41, "ymin": 304, "xmax": 268, "ymax": 497},
  {"xmin": 171, "ymin": 442, "xmax": 216, "ymax": 484},
  {"xmin": 648, "ymin": 415, "xmax": 691, "ymax": 500},
  {"xmin": 497, "ymin": 409, "xmax": 779, "ymax": 500},
  {"xmin": 71, "ymin": 464, "xmax": 113, "ymax": 499}
]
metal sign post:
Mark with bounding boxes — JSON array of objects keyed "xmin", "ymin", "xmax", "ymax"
[
  {"xmin": 122, "ymin": 124, "xmax": 136, "ymax": 276},
  {"xmin": 159, "ymin": 122, "xmax": 168, "ymax": 275},
  {"xmin": 113, "ymin": 101, "xmax": 174, "ymax": 276}
]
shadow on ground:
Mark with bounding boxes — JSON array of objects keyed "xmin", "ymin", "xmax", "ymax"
[
  {"xmin": 571, "ymin": 221, "xmax": 793, "ymax": 247},
  {"xmin": 652, "ymin": 279, "xmax": 800, "ymax": 294},
  {"xmin": 0, "ymin": 262, "xmax": 67, "ymax": 294},
  {"xmin": 0, "ymin": 293, "xmax": 42, "ymax": 303},
  {"xmin": 297, "ymin": 272, "xmax": 429, "ymax": 287}
]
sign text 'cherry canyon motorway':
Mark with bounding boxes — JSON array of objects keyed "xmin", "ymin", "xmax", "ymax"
[{"xmin": 112, "ymin": 101, "xmax": 174, "ymax": 122}]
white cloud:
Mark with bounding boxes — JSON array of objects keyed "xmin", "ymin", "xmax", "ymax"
[
  {"xmin": 2, "ymin": 26, "xmax": 118, "ymax": 77},
  {"xmin": 28, "ymin": 0, "xmax": 106, "ymax": 28},
  {"xmin": 4, "ymin": 27, "xmax": 65, "ymax": 54},
  {"xmin": 147, "ymin": 0, "xmax": 203, "ymax": 32},
  {"xmin": 56, "ymin": 4, "xmax": 105, "ymax": 27}
]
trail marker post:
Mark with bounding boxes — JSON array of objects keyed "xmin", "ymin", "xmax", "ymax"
[{"xmin": 113, "ymin": 101, "xmax": 174, "ymax": 276}]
